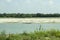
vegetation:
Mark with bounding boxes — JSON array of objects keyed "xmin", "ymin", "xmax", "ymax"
[
  {"xmin": 0, "ymin": 29, "xmax": 60, "ymax": 40},
  {"xmin": 0, "ymin": 13, "xmax": 60, "ymax": 18}
]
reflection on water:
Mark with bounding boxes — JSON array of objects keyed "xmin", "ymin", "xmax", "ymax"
[{"xmin": 0, "ymin": 23, "xmax": 60, "ymax": 34}]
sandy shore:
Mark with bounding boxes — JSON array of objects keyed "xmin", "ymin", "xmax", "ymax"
[{"xmin": 0, "ymin": 18, "xmax": 60, "ymax": 23}]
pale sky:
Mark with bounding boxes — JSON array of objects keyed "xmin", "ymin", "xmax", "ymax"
[{"xmin": 0, "ymin": 0, "xmax": 60, "ymax": 13}]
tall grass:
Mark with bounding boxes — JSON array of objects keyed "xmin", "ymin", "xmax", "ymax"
[{"xmin": 0, "ymin": 26, "xmax": 60, "ymax": 40}]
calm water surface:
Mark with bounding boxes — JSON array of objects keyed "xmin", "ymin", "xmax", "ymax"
[{"xmin": 0, "ymin": 23, "xmax": 60, "ymax": 34}]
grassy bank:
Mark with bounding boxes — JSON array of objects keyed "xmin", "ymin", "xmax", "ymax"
[{"xmin": 0, "ymin": 30, "xmax": 60, "ymax": 40}]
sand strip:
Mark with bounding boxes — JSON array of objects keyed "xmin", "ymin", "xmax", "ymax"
[{"xmin": 0, "ymin": 18, "xmax": 60, "ymax": 23}]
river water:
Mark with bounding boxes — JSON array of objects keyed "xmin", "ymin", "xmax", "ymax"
[{"xmin": 0, "ymin": 23, "xmax": 60, "ymax": 34}]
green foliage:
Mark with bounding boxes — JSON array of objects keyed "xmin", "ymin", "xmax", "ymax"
[
  {"xmin": 0, "ymin": 13, "xmax": 60, "ymax": 18},
  {"xmin": 0, "ymin": 31, "xmax": 6, "ymax": 40},
  {"xmin": 0, "ymin": 30, "xmax": 60, "ymax": 40}
]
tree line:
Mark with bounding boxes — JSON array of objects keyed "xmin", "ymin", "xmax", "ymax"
[{"xmin": 0, "ymin": 13, "xmax": 60, "ymax": 18}]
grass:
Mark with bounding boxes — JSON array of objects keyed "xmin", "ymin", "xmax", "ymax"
[{"xmin": 0, "ymin": 29, "xmax": 60, "ymax": 40}]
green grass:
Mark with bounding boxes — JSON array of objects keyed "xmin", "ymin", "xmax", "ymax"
[{"xmin": 0, "ymin": 29, "xmax": 60, "ymax": 40}]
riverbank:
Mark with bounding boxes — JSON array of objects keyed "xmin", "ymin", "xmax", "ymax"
[
  {"xmin": 0, "ymin": 30, "xmax": 60, "ymax": 40},
  {"xmin": 0, "ymin": 18, "xmax": 60, "ymax": 23}
]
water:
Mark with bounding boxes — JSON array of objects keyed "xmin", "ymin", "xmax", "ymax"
[{"xmin": 0, "ymin": 23, "xmax": 60, "ymax": 34}]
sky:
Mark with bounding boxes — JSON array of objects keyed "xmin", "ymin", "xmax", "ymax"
[{"xmin": 0, "ymin": 0, "xmax": 60, "ymax": 13}]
